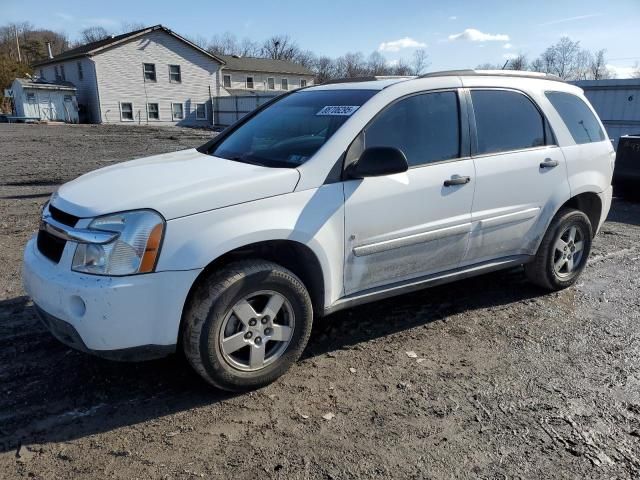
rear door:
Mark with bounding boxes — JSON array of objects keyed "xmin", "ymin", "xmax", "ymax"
[
  {"xmin": 343, "ymin": 90, "xmax": 475, "ymax": 294},
  {"xmin": 462, "ymin": 88, "xmax": 570, "ymax": 265}
]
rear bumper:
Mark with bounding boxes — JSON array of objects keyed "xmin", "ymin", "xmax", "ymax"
[{"xmin": 597, "ymin": 185, "xmax": 613, "ymax": 234}]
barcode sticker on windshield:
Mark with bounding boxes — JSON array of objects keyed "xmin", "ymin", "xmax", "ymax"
[{"xmin": 316, "ymin": 105, "xmax": 360, "ymax": 116}]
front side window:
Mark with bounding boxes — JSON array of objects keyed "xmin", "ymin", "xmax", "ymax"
[
  {"xmin": 147, "ymin": 103, "xmax": 159, "ymax": 120},
  {"xmin": 281, "ymin": 78, "xmax": 289, "ymax": 90},
  {"xmin": 300, "ymin": 79, "xmax": 307, "ymax": 88},
  {"xmin": 169, "ymin": 65, "xmax": 181, "ymax": 83},
  {"xmin": 545, "ymin": 91, "xmax": 605, "ymax": 144},
  {"xmin": 267, "ymin": 77, "xmax": 275, "ymax": 90},
  {"xmin": 223, "ymin": 74, "xmax": 231, "ymax": 88},
  {"xmin": 120, "ymin": 102, "xmax": 133, "ymax": 121},
  {"xmin": 246, "ymin": 76, "xmax": 254, "ymax": 89},
  {"xmin": 144, "ymin": 63, "xmax": 156, "ymax": 82},
  {"xmin": 172, "ymin": 103, "xmax": 184, "ymax": 120},
  {"xmin": 210, "ymin": 89, "xmax": 377, "ymax": 168},
  {"xmin": 363, "ymin": 91, "xmax": 460, "ymax": 167},
  {"xmin": 471, "ymin": 90, "xmax": 545, "ymax": 155},
  {"xmin": 196, "ymin": 103, "xmax": 207, "ymax": 119}
]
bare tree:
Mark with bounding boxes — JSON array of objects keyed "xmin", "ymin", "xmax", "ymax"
[
  {"xmin": 119, "ymin": 22, "xmax": 145, "ymax": 33},
  {"xmin": 261, "ymin": 35, "xmax": 300, "ymax": 61},
  {"xmin": 506, "ymin": 53, "xmax": 528, "ymax": 71},
  {"xmin": 589, "ymin": 49, "xmax": 612, "ymax": 80},
  {"xmin": 367, "ymin": 51, "xmax": 387, "ymax": 75},
  {"xmin": 476, "ymin": 62, "xmax": 504, "ymax": 70},
  {"xmin": 529, "ymin": 58, "xmax": 544, "ymax": 72},
  {"xmin": 313, "ymin": 56, "xmax": 337, "ymax": 83},
  {"xmin": 634, "ymin": 62, "xmax": 640, "ymax": 79},
  {"xmin": 391, "ymin": 58, "xmax": 412, "ymax": 76},
  {"xmin": 335, "ymin": 52, "xmax": 368, "ymax": 78},
  {"xmin": 411, "ymin": 48, "xmax": 429, "ymax": 75},
  {"xmin": 79, "ymin": 26, "xmax": 110, "ymax": 44}
]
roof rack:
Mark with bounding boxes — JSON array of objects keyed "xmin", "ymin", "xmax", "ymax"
[
  {"xmin": 321, "ymin": 75, "xmax": 414, "ymax": 85},
  {"xmin": 418, "ymin": 69, "xmax": 565, "ymax": 83}
]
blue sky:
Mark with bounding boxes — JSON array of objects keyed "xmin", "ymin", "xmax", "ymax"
[{"xmin": 4, "ymin": 0, "xmax": 640, "ymax": 77}]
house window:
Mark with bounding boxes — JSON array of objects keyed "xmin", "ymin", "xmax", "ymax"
[
  {"xmin": 27, "ymin": 93, "xmax": 36, "ymax": 104},
  {"xmin": 144, "ymin": 63, "xmax": 156, "ymax": 82},
  {"xmin": 300, "ymin": 79, "xmax": 307, "ymax": 88},
  {"xmin": 120, "ymin": 102, "xmax": 133, "ymax": 121},
  {"xmin": 60, "ymin": 65, "xmax": 66, "ymax": 81},
  {"xmin": 147, "ymin": 103, "xmax": 159, "ymax": 120},
  {"xmin": 281, "ymin": 78, "xmax": 288, "ymax": 90},
  {"xmin": 171, "ymin": 103, "xmax": 184, "ymax": 120},
  {"xmin": 77, "ymin": 62, "xmax": 84, "ymax": 80},
  {"xmin": 246, "ymin": 76, "xmax": 254, "ymax": 89},
  {"xmin": 39, "ymin": 69, "xmax": 45, "ymax": 80},
  {"xmin": 169, "ymin": 65, "xmax": 181, "ymax": 83},
  {"xmin": 54, "ymin": 66, "xmax": 60, "ymax": 80},
  {"xmin": 267, "ymin": 77, "xmax": 275, "ymax": 90},
  {"xmin": 196, "ymin": 103, "xmax": 207, "ymax": 120},
  {"xmin": 223, "ymin": 74, "xmax": 231, "ymax": 88}
]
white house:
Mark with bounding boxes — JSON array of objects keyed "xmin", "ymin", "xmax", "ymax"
[
  {"xmin": 9, "ymin": 77, "xmax": 79, "ymax": 123},
  {"xmin": 33, "ymin": 25, "xmax": 225, "ymax": 126},
  {"xmin": 218, "ymin": 54, "xmax": 315, "ymax": 96}
]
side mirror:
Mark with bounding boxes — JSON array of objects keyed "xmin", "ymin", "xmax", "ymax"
[{"xmin": 346, "ymin": 147, "xmax": 409, "ymax": 179}]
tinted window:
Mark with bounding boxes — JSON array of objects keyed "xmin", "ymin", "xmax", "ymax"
[
  {"xmin": 471, "ymin": 90, "xmax": 545, "ymax": 155},
  {"xmin": 364, "ymin": 91, "xmax": 460, "ymax": 167},
  {"xmin": 211, "ymin": 89, "xmax": 377, "ymax": 168},
  {"xmin": 545, "ymin": 91, "xmax": 605, "ymax": 144}
]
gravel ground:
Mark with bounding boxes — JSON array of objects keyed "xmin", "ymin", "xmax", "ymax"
[{"xmin": 0, "ymin": 123, "xmax": 639, "ymax": 479}]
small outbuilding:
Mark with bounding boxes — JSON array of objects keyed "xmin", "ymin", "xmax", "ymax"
[{"xmin": 9, "ymin": 78, "xmax": 79, "ymax": 123}]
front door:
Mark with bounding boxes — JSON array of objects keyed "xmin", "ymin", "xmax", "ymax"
[
  {"xmin": 343, "ymin": 90, "xmax": 475, "ymax": 295},
  {"xmin": 462, "ymin": 88, "xmax": 570, "ymax": 264}
]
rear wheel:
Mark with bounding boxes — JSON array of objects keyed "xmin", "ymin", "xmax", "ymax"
[
  {"xmin": 525, "ymin": 208, "xmax": 592, "ymax": 290},
  {"xmin": 182, "ymin": 260, "xmax": 313, "ymax": 391}
]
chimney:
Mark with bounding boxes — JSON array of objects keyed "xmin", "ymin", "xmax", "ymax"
[{"xmin": 46, "ymin": 42, "xmax": 53, "ymax": 59}]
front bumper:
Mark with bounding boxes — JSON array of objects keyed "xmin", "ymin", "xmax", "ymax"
[{"xmin": 23, "ymin": 236, "xmax": 202, "ymax": 359}]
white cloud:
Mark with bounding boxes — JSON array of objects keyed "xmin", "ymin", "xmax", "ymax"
[
  {"xmin": 606, "ymin": 64, "xmax": 636, "ymax": 79},
  {"xmin": 56, "ymin": 13, "xmax": 74, "ymax": 21},
  {"xmin": 503, "ymin": 53, "xmax": 518, "ymax": 60},
  {"xmin": 378, "ymin": 37, "xmax": 427, "ymax": 52},
  {"xmin": 538, "ymin": 14, "xmax": 601, "ymax": 27},
  {"xmin": 503, "ymin": 43, "xmax": 512, "ymax": 49},
  {"xmin": 448, "ymin": 16, "xmax": 457, "ymax": 20},
  {"xmin": 448, "ymin": 28, "xmax": 509, "ymax": 42}
]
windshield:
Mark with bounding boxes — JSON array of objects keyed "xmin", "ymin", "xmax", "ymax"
[{"xmin": 210, "ymin": 89, "xmax": 378, "ymax": 168}]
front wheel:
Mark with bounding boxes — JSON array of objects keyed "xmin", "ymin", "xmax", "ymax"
[
  {"xmin": 182, "ymin": 260, "xmax": 313, "ymax": 391},
  {"xmin": 525, "ymin": 208, "xmax": 593, "ymax": 290}
]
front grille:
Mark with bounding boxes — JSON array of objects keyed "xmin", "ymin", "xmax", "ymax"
[{"xmin": 37, "ymin": 205, "xmax": 78, "ymax": 263}]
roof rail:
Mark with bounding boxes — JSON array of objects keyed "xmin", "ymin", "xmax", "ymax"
[
  {"xmin": 418, "ymin": 69, "xmax": 565, "ymax": 83},
  {"xmin": 321, "ymin": 75, "xmax": 414, "ymax": 85}
]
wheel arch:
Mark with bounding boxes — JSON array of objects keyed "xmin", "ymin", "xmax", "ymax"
[{"xmin": 561, "ymin": 191, "xmax": 602, "ymax": 237}]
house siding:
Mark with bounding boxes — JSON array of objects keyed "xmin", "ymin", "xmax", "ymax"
[
  {"xmin": 39, "ymin": 57, "xmax": 100, "ymax": 122},
  {"xmin": 93, "ymin": 30, "xmax": 220, "ymax": 126},
  {"xmin": 220, "ymin": 70, "xmax": 314, "ymax": 94}
]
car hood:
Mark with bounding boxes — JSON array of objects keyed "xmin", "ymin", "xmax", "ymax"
[{"xmin": 52, "ymin": 148, "xmax": 301, "ymax": 220}]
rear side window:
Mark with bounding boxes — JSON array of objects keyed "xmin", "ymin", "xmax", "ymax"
[
  {"xmin": 471, "ymin": 90, "xmax": 545, "ymax": 155},
  {"xmin": 364, "ymin": 91, "xmax": 460, "ymax": 167},
  {"xmin": 545, "ymin": 91, "xmax": 605, "ymax": 144}
]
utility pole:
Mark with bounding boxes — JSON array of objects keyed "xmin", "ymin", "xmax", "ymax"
[{"xmin": 15, "ymin": 25, "xmax": 22, "ymax": 63}]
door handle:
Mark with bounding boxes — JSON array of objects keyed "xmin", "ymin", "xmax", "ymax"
[
  {"xmin": 444, "ymin": 175, "xmax": 471, "ymax": 187},
  {"xmin": 540, "ymin": 158, "xmax": 559, "ymax": 168}
]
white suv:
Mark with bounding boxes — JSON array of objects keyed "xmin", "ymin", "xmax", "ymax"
[{"xmin": 23, "ymin": 70, "xmax": 614, "ymax": 391}]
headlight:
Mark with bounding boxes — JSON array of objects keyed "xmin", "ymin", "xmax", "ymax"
[{"xmin": 72, "ymin": 210, "xmax": 164, "ymax": 276}]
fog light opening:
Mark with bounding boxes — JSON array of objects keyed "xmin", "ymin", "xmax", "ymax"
[{"xmin": 69, "ymin": 295, "xmax": 86, "ymax": 318}]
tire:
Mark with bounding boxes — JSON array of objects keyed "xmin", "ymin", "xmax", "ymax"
[
  {"xmin": 525, "ymin": 208, "xmax": 593, "ymax": 291},
  {"xmin": 182, "ymin": 260, "xmax": 313, "ymax": 391}
]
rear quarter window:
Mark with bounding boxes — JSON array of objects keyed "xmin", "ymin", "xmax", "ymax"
[{"xmin": 545, "ymin": 91, "xmax": 605, "ymax": 144}]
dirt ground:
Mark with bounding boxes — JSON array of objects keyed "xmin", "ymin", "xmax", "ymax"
[{"xmin": 1, "ymin": 123, "xmax": 639, "ymax": 479}]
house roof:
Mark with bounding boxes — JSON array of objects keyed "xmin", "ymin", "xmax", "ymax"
[
  {"xmin": 33, "ymin": 25, "xmax": 225, "ymax": 67},
  {"xmin": 218, "ymin": 55, "xmax": 314, "ymax": 76},
  {"xmin": 14, "ymin": 77, "xmax": 76, "ymax": 91}
]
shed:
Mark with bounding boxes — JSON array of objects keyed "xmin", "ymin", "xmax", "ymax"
[
  {"xmin": 573, "ymin": 79, "xmax": 640, "ymax": 148},
  {"xmin": 10, "ymin": 78, "xmax": 79, "ymax": 123}
]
